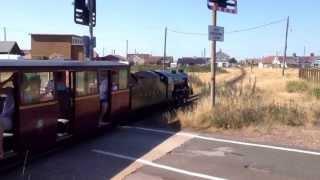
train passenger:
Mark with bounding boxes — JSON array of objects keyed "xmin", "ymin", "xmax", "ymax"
[
  {"xmin": 98, "ymin": 73, "xmax": 109, "ymax": 126},
  {"xmin": 0, "ymin": 75, "xmax": 15, "ymax": 159}
]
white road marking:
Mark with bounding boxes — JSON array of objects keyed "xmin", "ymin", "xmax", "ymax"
[
  {"xmin": 92, "ymin": 149, "xmax": 227, "ymax": 180},
  {"xmin": 121, "ymin": 126, "xmax": 320, "ymax": 156}
]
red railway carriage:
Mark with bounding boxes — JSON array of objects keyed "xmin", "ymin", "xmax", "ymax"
[{"xmin": 0, "ymin": 60, "xmax": 130, "ymax": 160}]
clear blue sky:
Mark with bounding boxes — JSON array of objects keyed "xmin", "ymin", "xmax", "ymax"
[{"xmin": 0, "ymin": 0, "xmax": 319, "ymax": 60}]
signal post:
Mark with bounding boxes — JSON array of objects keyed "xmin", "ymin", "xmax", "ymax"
[{"xmin": 207, "ymin": 0, "xmax": 237, "ymax": 108}]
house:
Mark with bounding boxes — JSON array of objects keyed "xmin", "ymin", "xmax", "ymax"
[
  {"xmin": 216, "ymin": 50, "xmax": 231, "ymax": 68},
  {"xmin": 258, "ymin": 56, "xmax": 282, "ymax": 68},
  {"xmin": 0, "ymin": 41, "xmax": 24, "ymax": 60},
  {"xmin": 259, "ymin": 54, "xmax": 317, "ymax": 68},
  {"xmin": 313, "ymin": 59, "xmax": 320, "ymax": 68},
  {"xmin": 31, "ymin": 34, "xmax": 85, "ymax": 60},
  {"xmin": 0, "ymin": 41, "xmax": 23, "ymax": 55},
  {"xmin": 177, "ymin": 57, "xmax": 209, "ymax": 66},
  {"xmin": 127, "ymin": 54, "xmax": 173, "ymax": 65},
  {"xmin": 95, "ymin": 54, "xmax": 129, "ymax": 64}
]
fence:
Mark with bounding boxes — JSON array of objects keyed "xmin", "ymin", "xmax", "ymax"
[{"xmin": 299, "ymin": 68, "xmax": 320, "ymax": 82}]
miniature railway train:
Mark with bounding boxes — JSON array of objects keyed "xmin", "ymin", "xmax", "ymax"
[{"xmin": 0, "ymin": 60, "xmax": 192, "ymax": 164}]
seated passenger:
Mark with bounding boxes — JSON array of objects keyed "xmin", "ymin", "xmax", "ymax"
[{"xmin": 0, "ymin": 75, "xmax": 15, "ymax": 159}]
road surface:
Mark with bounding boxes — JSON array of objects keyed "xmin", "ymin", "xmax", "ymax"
[{"xmin": 1, "ymin": 120, "xmax": 320, "ymax": 180}]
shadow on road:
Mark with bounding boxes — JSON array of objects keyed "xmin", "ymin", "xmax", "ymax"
[{"xmin": 0, "ymin": 111, "xmax": 182, "ymax": 180}]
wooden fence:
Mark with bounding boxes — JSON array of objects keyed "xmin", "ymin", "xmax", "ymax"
[{"xmin": 299, "ymin": 68, "xmax": 320, "ymax": 82}]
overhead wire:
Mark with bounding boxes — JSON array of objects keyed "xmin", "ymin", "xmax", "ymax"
[{"xmin": 167, "ymin": 18, "xmax": 286, "ymax": 36}]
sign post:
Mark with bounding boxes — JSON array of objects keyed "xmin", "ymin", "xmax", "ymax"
[
  {"xmin": 211, "ymin": 9, "xmax": 218, "ymax": 107},
  {"xmin": 207, "ymin": 0, "xmax": 237, "ymax": 108}
]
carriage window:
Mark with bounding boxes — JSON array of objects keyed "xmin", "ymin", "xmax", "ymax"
[
  {"xmin": 0, "ymin": 72, "xmax": 14, "ymax": 88},
  {"xmin": 21, "ymin": 72, "xmax": 54, "ymax": 105},
  {"xmin": 76, "ymin": 71, "xmax": 98, "ymax": 97},
  {"xmin": 112, "ymin": 70, "xmax": 128, "ymax": 91}
]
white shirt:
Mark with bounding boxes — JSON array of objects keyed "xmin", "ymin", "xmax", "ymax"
[
  {"xmin": 0, "ymin": 88, "xmax": 14, "ymax": 130},
  {"xmin": 99, "ymin": 79, "xmax": 108, "ymax": 100}
]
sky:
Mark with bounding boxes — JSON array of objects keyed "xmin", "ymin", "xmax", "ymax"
[{"xmin": 0, "ymin": 0, "xmax": 319, "ymax": 60}]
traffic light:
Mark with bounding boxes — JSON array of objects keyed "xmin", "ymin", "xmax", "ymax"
[{"xmin": 74, "ymin": 0, "xmax": 96, "ymax": 26}]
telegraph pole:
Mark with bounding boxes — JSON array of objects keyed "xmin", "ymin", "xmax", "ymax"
[
  {"xmin": 163, "ymin": 27, "xmax": 168, "ymax": 71},
  {"xmin": 126, "ymin": 40, "xmax": 129, "ymax": 59},
  {"xmin": 282, "ymin": 16, "xmax": 290, "ymax": 77},
  {"xmin": 211, "ymin": 9, "xmax": 217, "ymax": 107},
  {"xmin": 3, "ymin": 27, "xmax": 7, "ymax": 41}
]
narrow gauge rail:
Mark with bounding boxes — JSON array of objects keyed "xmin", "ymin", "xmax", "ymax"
[{"xmin": 0, "ymin": 59, "xmax": 192, "ymax": 167}]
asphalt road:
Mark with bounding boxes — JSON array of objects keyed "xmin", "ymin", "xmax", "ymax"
[{"xmin": 1, "ymin": 120, "xmax": 320, "ymax": 180}]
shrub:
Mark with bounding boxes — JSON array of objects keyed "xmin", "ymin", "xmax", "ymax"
[
  {"xmin": 176, "ymin": 79, "xmax": 309, "ymax": 130},
  {"xmin": 312, "ymin": 88, "xmax": 320, "ymax": 99},
  {"xmin": 286, "ymin": 81, "xmax": 308, "ymax": 93}
]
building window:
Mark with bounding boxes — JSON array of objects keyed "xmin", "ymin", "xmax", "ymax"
[
  {"xmin": 76, "ymin": 71, "xmax": 98, "ymax": 97},
  {"xmin": 20, "ymin": 72, "xmax": 54, "ymax": 105}
]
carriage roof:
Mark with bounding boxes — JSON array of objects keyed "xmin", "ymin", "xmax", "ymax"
[{"xmin": 0, "ymin": 59, "xmax": 129, "ymax": 71}]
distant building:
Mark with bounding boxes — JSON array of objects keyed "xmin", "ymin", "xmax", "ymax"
[
  {"xmin": 95, "ymin": 54, "xmax": 129, "ymax": 64},
  {"xmin": 259, "ymin": 54, "xmax": 317, "ymax": 68},
  {"xmin": 216, "ymin": 50, "xmax": 231, "ymax": 68},
  {"xmin": 0, "ymin": 41, "xmax": 24, "ymax": 60},
  {"xmin": 31, "ymin": 34, "xmax": 85, "ymax": 60},
  {"xmin": 177, "ymin": 57, "xmax": 209, "ymax": 66},
  {"xmin": 0, "ymin": 41, "xmax": 23, "ymax": 55},
  {"xmin": 127, "ymin": 53, "xmax": 173, "ymax": 65},
  {"xmin": 312, "ymin": 57, "xmax": 320, "ymax": 68},
  {"xmin": 177, "ymin": 50, "xmax": 231, "ymax": 68}
]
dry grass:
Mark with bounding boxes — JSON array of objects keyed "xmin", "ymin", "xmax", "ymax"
[
  {"xmin": 170, "ymin": 67, "xmax": 320, "ymax": 149},
  {"xmin": 189, "ymin": 68, "xmax": 242, "ymax": 95}
]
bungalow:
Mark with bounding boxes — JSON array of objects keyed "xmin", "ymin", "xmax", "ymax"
[
  {"xmin": 178, "ymin": 50, "xmax": 231, "ymax": 68},
  {"xmin": 313, "ymin": 59, "xmax": 320, "ymax": 68},
  {"xmin": 258, "ymin": 55, "xmax": 314, "ymax": 68},
  {"xmin": 0, "ymin": 41, "xmax": 24, "ymax": 60},
  {"xmin": 95, "ymin": 54, "xmax": 129, "ymax": 64},
  {"xmin": 216, "ymin": 50, "xmax": 231, "ymax": 68},
  {"xmin": 177, "ymin": 57, "xmax": 209, "ymax": 66},
  {"xmin": 258, "ymin": 56, "xmax": 283, "ymax": 68},
  {"xmin": 127, "ymin": 53, "xmax": 173, "ymax": 65}
]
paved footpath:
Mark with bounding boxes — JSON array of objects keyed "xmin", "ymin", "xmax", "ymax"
[{"xmin": 1, "ymin": 121, "xmax": 320, "ymax": 180}]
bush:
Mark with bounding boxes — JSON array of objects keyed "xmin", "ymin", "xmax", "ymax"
[
  {"xmin": 176, "ymin": 79, "xmax": 309, "ymax": 130},
  {"xmin": 286, "ymin": 81, "xmax": 309, "ymax": 93},
  {"xmin": 312, "ymin": 88, "xmax": 320, "ymax": 99}
]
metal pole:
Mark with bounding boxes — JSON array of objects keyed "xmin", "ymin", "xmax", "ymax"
[
  {"xmin": 3, "ymin": 27, "xmax": 7, "ymax": 41},
  {"xmin": 88, "ymin": 0, "xmax": 94, "ymax": 61},
  {"xmin": 163, "ymin": 27, "xmax": 167, "ymax": 71},
  {"xmin": 211, "ymin": 9, "xmax": 217, "ymax": 107},
  {"xmin": 282, "ymin": 16, "xmax": 289, "ymax": 76},
  {"xmin": 126, "ymin": 40, "xmax": 129, "ymax": 59}
]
